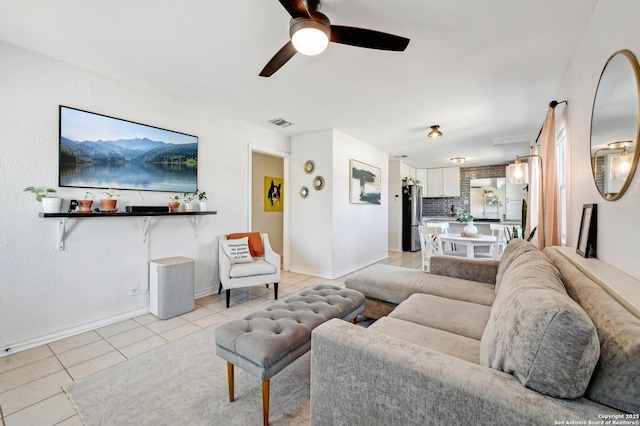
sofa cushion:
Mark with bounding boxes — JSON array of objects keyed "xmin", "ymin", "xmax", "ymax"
[
  {"xmin": 345, "ymin": 264, "xmax": 495, "ymax": 306},
  {"xmin": 495, "ymin": 239, "xmax": 540, "ymax": 292},
  {"xmin": 370, "ymin": 317, "xmax": 481, "ymax": 364},
  {"xmin": 544, "ymin": 247, "xmax": 640, "ymax": 413},
  {"xmin": 389, "ymin": 293, "xmax": 491, "ymax": 340},
  {"xmin": 220, "ymin": 237, "xmax": 254, "ymax": 264},
  {"xmin": 229, "ymin": 259, "xmax": 276, "ymax": 278},
  {"xmin": 480, "ymin": 254, "xmax": 600, "ymax": 398}
]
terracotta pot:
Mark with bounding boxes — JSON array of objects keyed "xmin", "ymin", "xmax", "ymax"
[
  {"xmin": 78, "ymin": 199, "xmax": 93, "ymax": 212},
  {"xmin": 168, "ymin": 202, "xmax": 180, "ymax": 212},
  {"xmin": 100, "ymin": 199, "xmax": 117, "ymax": 211}
]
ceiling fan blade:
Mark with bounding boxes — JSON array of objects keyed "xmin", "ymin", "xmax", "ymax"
[
  {"xmin": 259, "ymin": 41, "xmax": 298, "ymax": 77},
  {"xmin": 330, "ymin": 25, "xmax": 410, "ymax": 51},
  {"xmin": 278, "ymin": 0, "xmax": 310, "ymax": 18}
]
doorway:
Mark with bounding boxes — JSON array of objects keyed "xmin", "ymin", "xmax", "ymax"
[{"xmin": 250, "ymin": 148, "xmax": 287, "ymax": 268}]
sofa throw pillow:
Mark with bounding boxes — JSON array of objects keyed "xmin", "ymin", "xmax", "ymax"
[
  {"xmin": 227, "ymin": 232, "xmax": 264, "ymax": 257},
  {"xmin": 221, "ymin": 237, "xmax": 254, "ymax": 264},
  {"xmin": 480, "ymin": 284, "xmax": 600, "ymax": 399}
]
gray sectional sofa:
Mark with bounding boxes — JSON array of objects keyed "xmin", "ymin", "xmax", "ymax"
[{"xmin": 310, "ymin": 239, "xmax": 640, "ymax": 425}]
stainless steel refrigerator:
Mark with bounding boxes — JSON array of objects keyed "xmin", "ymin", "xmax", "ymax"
[{"xmin": 402, "ymin": 184, "xmax": 423, "ymax": 251}]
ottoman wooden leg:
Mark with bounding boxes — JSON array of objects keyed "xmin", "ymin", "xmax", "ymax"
[
  {"xmin": 227, "ymin": 362, "xmax": 235, "ymax": 402},
  {"xmin": 262, "ymin": 380, "xmax": 270, "ymax": 426}
]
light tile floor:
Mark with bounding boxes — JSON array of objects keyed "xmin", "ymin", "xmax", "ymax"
[{"xmin": 0, "ymin": 251, "xmax": 421, "ymax": 426}]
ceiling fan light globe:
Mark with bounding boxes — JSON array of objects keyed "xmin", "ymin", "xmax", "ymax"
[{"xmin": 292, "ymin": 27, "xmax": 329, "ymax": 55}]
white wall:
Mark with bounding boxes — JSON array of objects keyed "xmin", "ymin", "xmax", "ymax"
[
  {"xmin": 388, "ymin": 159, "xmax": 404, "ymax": 251},
  {"xmin": 290, "ymin": 129, "xmax": 388, "ymax": 278},
  {"xmin": 332, "ymin": 130, "xmax": 389, "ymax": 276},
  {"xmin": 0, "ymin": 42, "xmax": 289, "ymax": 354},
  {"xmin": 556, "ymin": 0, "xmax": 640, "ymax": 279}
]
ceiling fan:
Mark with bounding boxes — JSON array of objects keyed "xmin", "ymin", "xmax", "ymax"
[{"xmin": 260, "ymin": 0, "xmax": 410, "ymax": 77}]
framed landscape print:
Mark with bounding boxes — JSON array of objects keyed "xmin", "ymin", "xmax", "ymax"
[
  {"xmin": 350, "ymin": 159, "xmax": 381, "ymax": 205},
  {"xmin": 59, "ymin": 105, "xmax": 198, "ymax": 192}
]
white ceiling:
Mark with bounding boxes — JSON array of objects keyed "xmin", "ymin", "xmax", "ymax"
[{"xmin": 0, "ymin": 0, "xmax": 597, "ymax": 168}]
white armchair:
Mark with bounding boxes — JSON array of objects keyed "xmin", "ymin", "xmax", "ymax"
[{"xmin": 218, "ymin": 233, "xmax": 281, "ymax": 308}]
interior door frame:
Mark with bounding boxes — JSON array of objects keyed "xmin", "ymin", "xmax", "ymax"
[{"xmin": 248, "ymin": 144, "xmax": 290, "ymax": 272}]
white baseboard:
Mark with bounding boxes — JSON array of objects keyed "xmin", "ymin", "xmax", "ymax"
[
  {"xmin": 288, "ymin": 254, "xmax": 389, "ymax": 280},
  {"xmin": 1, "ymin": 307, "xmax": 150, "ymax": 358}
]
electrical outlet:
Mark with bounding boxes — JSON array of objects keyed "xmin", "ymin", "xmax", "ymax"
[{"xmin": 129, "ymin": 282, "xmax": 139, "ymax": 296}]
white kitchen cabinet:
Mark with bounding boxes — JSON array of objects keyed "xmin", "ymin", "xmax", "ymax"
[
  {"xmin": 416, "ymin": 169, "xmax": 428, "ymax": 191},
  {"xmin": 426, "ymin": 167, "xmax": 460, "ymax": 197}
]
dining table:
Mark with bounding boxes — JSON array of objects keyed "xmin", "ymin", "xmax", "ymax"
[{"xmin": 439, "ymin": 233, "xmax": 497, "ymax": 259}]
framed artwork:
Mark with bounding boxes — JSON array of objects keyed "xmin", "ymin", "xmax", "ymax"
[
  {"xmin": 576, "ymin": 203, "xmax": 597, "ymax": 258},
  {"xmin": 264, "ymin": 177, "xmax": 283, "ymax": 212},
  {"xmin": 350, "ymin": 159, "xmax": 381, "ymax": 205},
  {"xmin": 59, "ymin": 105, "xmax": 198, "ymax": 192}
]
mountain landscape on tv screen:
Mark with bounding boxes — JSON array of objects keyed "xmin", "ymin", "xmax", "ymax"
[{"xmin": 60, "ymin": 137, "xmax": 197, "ymax": 164}]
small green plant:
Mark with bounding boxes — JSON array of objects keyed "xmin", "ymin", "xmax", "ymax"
[
  {"xmin": 196, "ymin": 189, "xmax": 207, "ymax": 202},
  {"xmin": 183, "ymin": 192, "xmax": 195, "ymax": 203},
  {"xmin": 83, "ymin": 191, "xmax": 93, "ymax": 199},
  {"xmin": 23, "ymin": 186, "xmax": 57, "ymax": 202},
  {"xmin": 102, "ymin": 188, "xmax": 119, "ymax": 199},
  {"xmin": 170, "ymin": 195, "xmax": 180, "ymax": 202},
  {"xmin": 505, "ymin": 196, "xmax": 537, "ymax": 242},
  {"xmin": 458, "ymin": 210, "xmax": 473, "ymax": 223},
  {"xmin": 402, "ymin": 176, "xmax": 421, "ymax": 200}
]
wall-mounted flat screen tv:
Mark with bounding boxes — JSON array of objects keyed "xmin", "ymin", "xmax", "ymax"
[{"xmin": 59, "ymin": 105, "xmax": 198, "ymax": 193}]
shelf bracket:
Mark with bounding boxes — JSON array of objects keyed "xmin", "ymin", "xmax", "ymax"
[
  {"xmin": 57, "ymin": 218, "xmax": 66, "ymax": 251},
  {"xmin": 142, "ymin": 217, "xmax": 151, "ymax": 243},
  {"xmin": 192, "ymin": 215, "xmax": 202, "ymax": 238}
]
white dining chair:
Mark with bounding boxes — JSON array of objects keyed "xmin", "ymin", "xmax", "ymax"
[
  {"xmin": 490, "ymin": 223, "xmax": 522, "ymax": 257},
  {"xmin": 418, "ymin": 225, "xmax": 444, "ymax": 273},
  {"xmin": 476, "ymin": 228, "xmax": 502, "ymax": 260},
  {"xmin": 424, "ymin": 222, "xmax": 458, "ymax": 254}
]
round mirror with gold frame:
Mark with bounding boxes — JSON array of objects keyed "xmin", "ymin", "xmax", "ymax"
[{"xmin": 590, "ymin": 49, "xmax": 640, "ymax": 201}]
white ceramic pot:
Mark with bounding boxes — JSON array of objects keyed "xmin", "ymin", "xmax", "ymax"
[
  {"xmin": 184, "ymin": 202, "xmax": 194, "ymax": 212},
  {"xmin": 198, "ymin": 201, "xmax": 209, "ymax": 212},
  {"xmin": 463, "ymin": 221, "xmax": 478, "ymax": 234},
  {"xmin": 42, "ymin": 197, "xmax": 63, "ymax": 213}
]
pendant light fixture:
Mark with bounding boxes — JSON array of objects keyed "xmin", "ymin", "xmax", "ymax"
[{"xmin": 428, "ymin": 125, "xmax": 443, "ymax": 139}]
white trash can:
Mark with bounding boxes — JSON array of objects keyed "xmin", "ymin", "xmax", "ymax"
[{"xmin": 149, "ymin": 256, "xmax": 195, "ymax": 319}]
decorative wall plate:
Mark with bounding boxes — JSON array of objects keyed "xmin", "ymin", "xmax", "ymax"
[
  {"xmin": 313, "ymin": 176, "xmax": 325, "ymax": 190},
  {"xmin": 299, "ymin": 186, "xmax": 309, "ymax": 198},
  {"xmin": 304, "ymin": 160, "xmax": 315, "ymax": 174}
]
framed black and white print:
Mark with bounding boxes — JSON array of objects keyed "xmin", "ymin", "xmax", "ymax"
[
  {"xmin": 349, "ymin": 159, "xmax": 381, "ymax": 205},
  {"xmin": 576, "ymin": 203, "xmax": 597, "ymax": 258}
]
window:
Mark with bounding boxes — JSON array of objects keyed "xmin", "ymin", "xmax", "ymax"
[{"xmin": 556, "ymin": 126, "xmax": 567, "ymax": 246}]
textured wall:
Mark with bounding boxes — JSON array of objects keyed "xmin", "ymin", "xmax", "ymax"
[{"xmin": 0, "ymin": 42, "xmax": 289, "ymax": 354}]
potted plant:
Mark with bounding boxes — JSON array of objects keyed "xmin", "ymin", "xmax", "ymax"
[
  {"xmin": 458, "ymin": 209, "xmax": 478, "ymax": 235},
  {"xmin": 78, "ymin": 191, "xmax": 94, "ymax": 213},
  {"xmin": 402, "ymin": 176, "xmax": 421, "ymax": 200},
  {"xmin": 183, "ymin": 192, "xmax": 195, "ymax": 212},
  {"xmin": 169, "ymin": 195, "xmax": 180, "ymax": 212},
  {"xmin": 100, "ymin": 188, "xmax": 119, "ymax": 211},
  {"xmin": 196, "ymin": 189, "xmax": 208, "ymax": 211},
  {"xmin": 23, "ymin": 186, "xmax": 62, "ymax": 213}
]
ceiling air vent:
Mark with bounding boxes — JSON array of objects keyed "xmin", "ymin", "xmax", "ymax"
[{"xmin": 269, "ymin": 118, "xmax": 293, "ymax": 128}]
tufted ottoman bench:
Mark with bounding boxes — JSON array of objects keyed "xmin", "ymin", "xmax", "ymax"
[{"xmin": 215, "ymin": 284, "xmax": 364, "ymax": 426}]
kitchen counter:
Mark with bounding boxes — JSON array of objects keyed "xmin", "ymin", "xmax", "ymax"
[{"xmin": 422, "ymin": 217, "xmax": 521, "ymax": 226}]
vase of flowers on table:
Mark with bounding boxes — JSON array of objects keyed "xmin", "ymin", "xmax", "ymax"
[{"xmin": 459, "ymin": 210, "xmax": 478, "ymax": 235}]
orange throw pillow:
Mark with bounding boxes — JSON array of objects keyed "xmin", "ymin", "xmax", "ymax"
[{"xmin": 227, "ymin": 232, "xmax": 264, "ymax": 257}]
